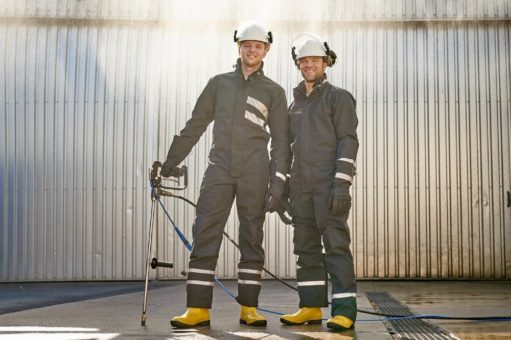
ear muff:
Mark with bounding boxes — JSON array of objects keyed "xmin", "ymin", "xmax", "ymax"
[
  {"xmin": 233, "ymin": 30, "xmax": 238, "ymax": 42},
  {"xmin": 323, "ymin": 42, "xmax": 337, "ymax": 67},
  {"xmin": 267, "ymin": 31, "xmax": 273, "ymax": 44},
  {"xmin": 291, "ymin": 46, "xmax": 300, "ymax": 69}
]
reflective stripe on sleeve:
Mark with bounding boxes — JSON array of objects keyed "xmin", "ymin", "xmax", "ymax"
[
  {"xmin": 338, "ymin": 158, "xmax": 355, "ymax": 164},
  {"xmin": 335, "ymin": 173, "xmax": 353, "ymax": 183}
]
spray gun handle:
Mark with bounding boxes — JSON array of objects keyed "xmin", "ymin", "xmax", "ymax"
[
  {"xmin": 179, "ymin": 165, "xmax": 188, "ymax": 189},
  {"xmin": 149, "ymin": 161, "xmax": 188, "ymax": 195}
]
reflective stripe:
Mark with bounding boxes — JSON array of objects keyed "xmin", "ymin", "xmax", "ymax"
[
  {"xmin": 338, "ymin": 158, "xmax": 355, "ymax": 164},
  {"xmin": 297, "ymin": 281, "xmax": 326, "ymax": 287},
  {"xmin": 335, "ymin": 173, "xmax": 353, "ymax": 183},
  {"xmin": 245, "ymin": 110, "xmax": 265, "ymax": 128},
  {"xmin": 276, "ymin": 172, "xmax": 286, "ymax": 181},
  {"xmin": 332, "ymin": 292, "xmax": 357, "ymax": 299},
  {"xmin": 188, "ymin": 268, "xmax": 215, "ymax": 275},
  {"xmin": 238, "ymin": 269, "xmax": 262, "ymax": 275},
  {"xmin": 238, "ymin": 279, "xmax": 261, "ymax": 285},
  {"xmin": 247, "ymin": 96, "xmax": 268, "ymax": 120},
  {"xmin": 187, "ymin": 280, "xmax": 214, "ymax": 286}
]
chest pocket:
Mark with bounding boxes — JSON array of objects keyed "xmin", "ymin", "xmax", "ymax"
[{"xmin": 288, "ymin": 101, "xmax": 304, "ymax": 140}]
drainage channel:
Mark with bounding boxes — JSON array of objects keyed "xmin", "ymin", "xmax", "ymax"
[{"xmin": 366, "ymin": 292, "xmax": 458, "ymax": 340}]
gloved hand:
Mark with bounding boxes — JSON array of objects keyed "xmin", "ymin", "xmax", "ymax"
[
  {"xmin": 329, "ymin": 182, "xmax": 351, "ymax": 216},
  {"xmin": 265, "ymin": 193, "xmax": 292, "ymax": 224},
  {"xmin": 160, "ymin": 159, "xmax": 184, "ymax": 178}
]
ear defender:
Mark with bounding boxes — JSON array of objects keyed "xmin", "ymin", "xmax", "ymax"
[
  {"xmin": 324, "ymin": 42, "xmax": 337, "ymax": 67},
  {"xmin": 291, "ymin": 46, "xmax": 300, "ymax": 69}
]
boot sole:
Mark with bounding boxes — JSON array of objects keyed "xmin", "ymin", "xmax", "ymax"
[
  {"xmin": 326, "ymin": 321, "xmax": 354, "ymax": 331},
  {"xmin": 280, "ymin": 318, "xmax": 322, "ymax": 326},
  {"xmin": 170, "ymin": 320, "xmax": 210, "ymax": 328},
  {"xmin": 240, "ymin": 319, "xmax": 267, "ymax": 327}
]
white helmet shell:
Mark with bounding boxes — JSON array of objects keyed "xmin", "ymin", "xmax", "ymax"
[
  {"xmin": 293, "ymin": 33, "xmax": 327, "ymax": 59},
  {"xmin": 234, "ymin": 20, "xmax": 272, "ymax": 44}
]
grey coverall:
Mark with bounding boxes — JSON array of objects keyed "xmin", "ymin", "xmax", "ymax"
[
  {"xmin": 288, "ymin": 76, "xmax": 358, "ymax": 319},
  {"xmin": 164, "ymin": 59, "xmax": 288, "ymax": 308}
]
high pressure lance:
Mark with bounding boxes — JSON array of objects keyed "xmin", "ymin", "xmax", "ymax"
[{"xmin": 141, "ymin": 161, "xmax": 187, "ymax": 326}]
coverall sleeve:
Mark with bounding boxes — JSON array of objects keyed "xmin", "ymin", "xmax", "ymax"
[
  {"xmin": 267, "ymin": 87, "xmax": 290, "ymax": 195},
  {"xmin": 332, "ymin": 90, "xmax": 359, "ymax": 186},
  {"xmin": 165, "ymin": 78, "xmax": 216, "ymax": 166}
]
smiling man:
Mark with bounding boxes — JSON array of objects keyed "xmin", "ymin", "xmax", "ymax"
[
  {"xmin": 280, "ymin": 33, "xmax": 359, "ymax": 331},
  {"xmin": 160, "ymin": 20, "xmax": 288, "ymax": 328}
]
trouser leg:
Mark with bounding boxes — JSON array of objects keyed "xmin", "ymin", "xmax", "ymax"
[
  {"xmin": 313, "ymin": 190, "xmax": 357, "ymax": 319},
  {"xmin": 234, "ymin": 162, "xmax": 268, "ymax": 307},
  {"xmin": 291, "ymin": 191, "xmax": 328, "ymax": 307},
  {"xmin": 186, "ymin": 166, "xmax": 235, "ymax": 308}
]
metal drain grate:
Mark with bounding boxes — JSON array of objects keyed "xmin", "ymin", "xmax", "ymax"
[{"xmin": 366, "ymin": 292, "xmax": 457, "ymax": 340}]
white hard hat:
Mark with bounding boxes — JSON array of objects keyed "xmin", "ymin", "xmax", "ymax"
[
  {"xmin": 293, "ymin": 33, "xmax": 327, "ymax": 59},
  {"xmin": 234, "ymin": 20, "xmax": 273, "ymax": 44},
  {"xmin": 292, "ymin": 32, "xmax": 337, "ymax": 68}
]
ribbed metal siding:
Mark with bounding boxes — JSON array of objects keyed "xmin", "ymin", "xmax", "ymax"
[
  {"xmin": 1, "ymin": 22, "xmax": 160, "ymax": 280},
  {"xmin": 1, "ymin": 0, "xmax": 510, "ymax": 281},
  {"xmin": 347, "ymin": 21, "xmax": 511, "ymax": 278}
]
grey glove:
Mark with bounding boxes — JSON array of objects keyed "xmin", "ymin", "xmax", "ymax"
[
  {"xmin": 330, "ymin": 182, "xmax": 351, "ymax": 216},
  {"xmin": 160, "ymin": 159, "xmax": 184, "ymax": 178}
]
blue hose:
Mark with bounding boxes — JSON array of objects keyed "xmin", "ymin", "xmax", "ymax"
[{"xmin": 156, "ymin": 196, "xmax": 511, "ymax": 323}]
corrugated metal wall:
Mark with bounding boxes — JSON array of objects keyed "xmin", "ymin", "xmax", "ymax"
[{"xmin": 1, "ymin": 0, "xmax": 510, "ymax": 281}]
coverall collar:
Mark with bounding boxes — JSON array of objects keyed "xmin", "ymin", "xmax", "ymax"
[
  {"xmin": 295, "ymin": 73, "xmax": 328, "ymax": 98},
  {"xmin": 235, "ymin": 58, "xmax": 265, "ymax": 80}
]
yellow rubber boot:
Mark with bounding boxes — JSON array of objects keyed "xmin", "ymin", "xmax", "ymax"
[
  {"xmin": 326, "ymin": 315, "xmax": 354, "ymax": 331},
  {"xmin": 240, "ymin": 306, "xmax": 267, "ymax": 327},
  {"xmin": 280, "ymin": 307, "xmax": 323, "ymax": 325},
  {"xmin": 170, "ymin": 308, "xmax": 210, "ymax": 328}
]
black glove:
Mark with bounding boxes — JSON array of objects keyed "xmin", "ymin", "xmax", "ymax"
[
  {"xmin": 265, "ymin": 192, "xmax": 292, "ymax": 224},
  {"xmin": 160, "ymin": 159, "xmax": 184, "ymax": 178},
  {"xmin": 277, "ymin": 202, "xmax": 293, "ymax": 225},
  {"xmin": 266, "ymin": 195, "xmax": 293, "ymax": 224},
  {"xmin": 329, "ymin": 182, "xmax": 351, "ymax": 216}
]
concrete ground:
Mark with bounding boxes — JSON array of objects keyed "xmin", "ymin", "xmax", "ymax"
[{"xmin": 0, "ymin": 280, "xmax": 510, "ymax": 339}]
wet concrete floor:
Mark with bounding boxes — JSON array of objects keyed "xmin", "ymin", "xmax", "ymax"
[{"xmin": 0, "ymin": 280, "xmax": 510, "ymax": 339}]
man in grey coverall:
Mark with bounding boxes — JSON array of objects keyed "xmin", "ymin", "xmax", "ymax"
[
  {"xmin": 279, "ymin": 33, "xmax": 359, "ymax": 331},
  {"xmin": 160, "ymin": 20, "xmax": 289, "ymax": 328}
]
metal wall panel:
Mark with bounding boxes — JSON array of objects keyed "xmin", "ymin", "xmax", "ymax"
[
  {"xmin": 2, "ymin": 0, "xmax": 510, "ymax": 20},
  {"xmin": 1, "ymin": 0, "xmax": 510, "ymax": 281}
]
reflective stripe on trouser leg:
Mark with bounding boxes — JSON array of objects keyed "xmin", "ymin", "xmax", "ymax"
[
  {"xmin": 237, "ymin": 269, "xmax": 262, "ymax": 307},
  {"xmin": 313, "ymin": 190, "xmax": 357, "ymax": 320},
  {"xmin": 187, "ymin": 165, "xmax": 236, "ymax": 308},
  {"xmin": 235, "ymin": 156, "xmax": 268, "ymax": 307},
  {"xmin": 291, "ymin": 191, "xmax": 328, "ymax": 307}
]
